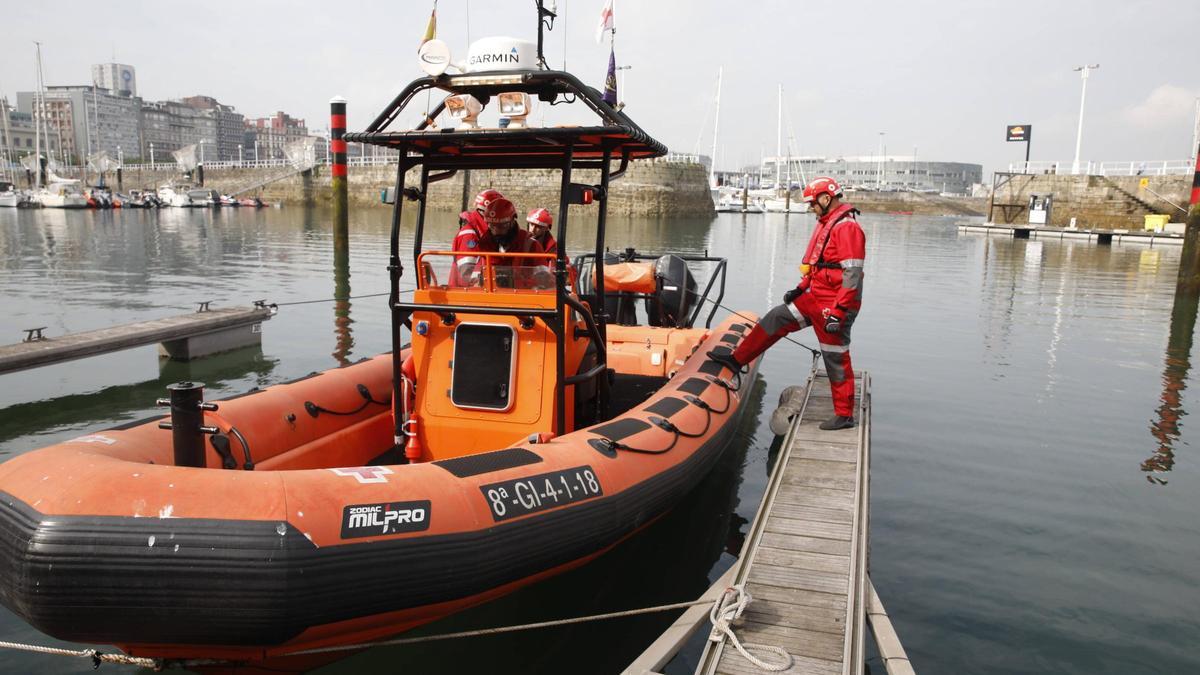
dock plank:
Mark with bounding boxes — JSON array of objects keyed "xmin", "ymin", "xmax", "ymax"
[
  {"xmin": 697, "ymin": 371, "xmax": 871, "ymax": 675},
  {"xmin": 764, "ymin": 516, "xmax": 853, "ymax": 541},
  {"xmin": 0, "ymin": 306, "xmax": 272, "ymax": 374},
  {"xmin": 745, "ymin": 583, "xmax": 848, "ymax": 612},
  {"xmin": 758, "ymin": 531, "xmax": 852, "ymax": 557},
  {"xmin": 746, "ymin": 562, "xmax": 849, "ymax": 595}
]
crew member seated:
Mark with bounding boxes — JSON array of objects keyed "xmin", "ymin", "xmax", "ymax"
[
  {"xmin": 526, "ymin": 208, "xmax": 558, "ymax": 254},
  {"xmin": 476, "ymin": 197, "xmax": 552, "ymax": 289},
  {"xmin": 450, "ymin": 189, "xmax": 504, "ymax": 287}
]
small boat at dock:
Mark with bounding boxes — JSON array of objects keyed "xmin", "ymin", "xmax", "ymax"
[{"xmin": 0, "ymin": 25, "xmax": 761, "ymax": 671}]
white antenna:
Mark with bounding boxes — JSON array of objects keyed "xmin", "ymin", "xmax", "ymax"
[
  {"xmin": 33, "ymin": 41, "xmax": 43, "ymax": 190},
  {"xmin": 709, "ymin": 66, "xmax": 722, "ymax": 188},
  {"xmin": 776, "ymin": 84, "xmax": 782, "ymax": 191}
]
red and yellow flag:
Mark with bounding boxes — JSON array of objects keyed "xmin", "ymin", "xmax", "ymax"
[{"xmin": 419, "ymin": 2, "xmax": 437, "ymax": 51}]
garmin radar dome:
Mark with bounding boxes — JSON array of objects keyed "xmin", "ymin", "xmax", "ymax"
[
  {"xmin": 466, "ymin": 36, "xmax": 537, "ymax": 73},
  {"xmin": 417, "ymin": 39, "xmax": 451, "ymax": 76}
]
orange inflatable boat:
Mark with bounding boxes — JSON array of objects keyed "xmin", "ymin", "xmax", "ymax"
[{"xmin": 0, "ymin": 51, "xmax": 760, "ymax": 669}]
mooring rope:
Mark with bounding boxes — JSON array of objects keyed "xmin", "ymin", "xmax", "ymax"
[
  {"xmin": 281, "ymin": 597, "xmax": 715, "ymax": 657},
  {"xmin": 707, "ymin": 584, "xmax": 794, "ymax": 672},
  {"xmin": 0, "ymin": 640, "xmax": 159, "ymax": 669}
]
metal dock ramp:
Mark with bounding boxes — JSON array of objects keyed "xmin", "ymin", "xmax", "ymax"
[
  {"xmin": 628, "ymin": 365, "xmax": 912, "ymax": 675},
  {"xmin": 695, "ymin": 369, "xmax": 872, "ymax": 674}
]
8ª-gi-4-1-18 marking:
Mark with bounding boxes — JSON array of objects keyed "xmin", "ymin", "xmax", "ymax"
[{"xmin": 481, "ymin": 466, "xmax": 602, "ymax": 521}]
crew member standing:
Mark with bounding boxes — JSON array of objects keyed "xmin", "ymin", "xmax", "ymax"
[
  {"xmin": 450, "ymin": 189, "xmax": 504, "ymax": 286},
  {"xmin": 526, "ymin": 207, "xmax": 557, "ymax": 254},
  {"xmin": 709, "ymin": 176, "xmax": 865, "ymax": 430}
]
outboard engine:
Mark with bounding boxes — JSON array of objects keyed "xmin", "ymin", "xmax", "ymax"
[
  {"xmin": 576, "ymin": 252, "xmax": 637, "ymax": 325},
  {"xmin": 645, "ymin": 254, "xmax": 697, "ymax": 328}
]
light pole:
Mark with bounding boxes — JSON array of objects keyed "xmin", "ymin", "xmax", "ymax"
[
  {"xmin": 615, "ymin": 65, "xmax": 632, "ymax": 103},
  {"xmin": 877, "ymin": 132, "xmax": 885, "ymax": 189},
  {"xmin": 1072, "ymin": 64, "xmax": 1099, "ymax": 175}
]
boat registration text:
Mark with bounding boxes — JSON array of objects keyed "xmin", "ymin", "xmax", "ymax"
[{"xmin": 481, "ymin": 466, "xmax": 603, "ymax": 522}]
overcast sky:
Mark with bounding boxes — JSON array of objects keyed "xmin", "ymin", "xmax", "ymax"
[{"xmin": 2, "ymin": 0, "xmax": 1198, "ymax": 177}]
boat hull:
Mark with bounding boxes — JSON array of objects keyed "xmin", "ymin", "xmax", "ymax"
[{"xmin": 0, "ymin": 317, "xmax": 760, "ymax": 663}]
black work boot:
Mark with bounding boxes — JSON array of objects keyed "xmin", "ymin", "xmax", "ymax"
[
  {"xmin": 706, "ymin": 349, "xmax": 742, "ymax": 373},
  {"xmin": 819, "ymin": 415, "xmax": 856, "ymax": 431}
]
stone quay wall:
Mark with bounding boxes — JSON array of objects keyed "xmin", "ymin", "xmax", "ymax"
[
  {"xmin": 114, "ymin": 158, "xmax": 716, "ymax": 216},
  {"xmin": 988, "ymin": 174, "xmax": 1191, "ymax": 229}
]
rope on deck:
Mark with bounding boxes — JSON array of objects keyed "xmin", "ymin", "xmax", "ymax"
[
  {"xmin": 0, "ymin": 640, "xmax": 160, "ymax": 669},
  {"xmin": 707, "ymin": 584, "xmax": 794, "ymax": 672}
]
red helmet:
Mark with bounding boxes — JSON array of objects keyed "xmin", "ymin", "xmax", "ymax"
[
  {"xmin": 474, "ymin": 189, "xmax": 504, "ymax": 212},
  {"xmin": 483, "ymin": 197, "xmax": 517, "ymax": 225},
  {"xmin": 802, "ymin": 176, "xmax": 843, "ymax": 203},
  {"xmin": 526, "ymin": 207, "xmax": 553, "ymax": 228}
]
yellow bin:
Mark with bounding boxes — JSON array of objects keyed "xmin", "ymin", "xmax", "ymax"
[{"xmin": 1144, "ymin": 214, "xmax": 1170, "ymax": 232}]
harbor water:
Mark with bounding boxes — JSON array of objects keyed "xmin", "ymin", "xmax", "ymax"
[{"xmin": 0, "ymin": 206, "xmax": 1197, "ymax": 674}]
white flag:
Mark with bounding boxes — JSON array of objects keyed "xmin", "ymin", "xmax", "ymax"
[{"xmin": 595, "ymin": 0, "xmax": 614, "ymax": 43}]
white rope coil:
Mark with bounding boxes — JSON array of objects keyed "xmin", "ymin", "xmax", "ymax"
[
  {"xmin": 707, "ymin": 584, "xmax": 794, "ymax": 672},
  {"xmin": 0, "ymin": 640, "xmax": 159, "ymax": 669}
]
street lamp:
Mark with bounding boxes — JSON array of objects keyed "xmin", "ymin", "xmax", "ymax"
[{"xmin": 1072, "ymin": 64, "xmax": 1099, "ymax": 175}]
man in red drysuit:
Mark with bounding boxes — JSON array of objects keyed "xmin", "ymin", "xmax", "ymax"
[
  {"xmin": 526, "ymin": 207, "xmax": 557, "ymax": 255},
  {"xmin": 476, "ymin": 197, "xmax": 551, "ymax": 289},
  {"xmin": 450, "ymin": 189, "xmax": 504, "ymax": 286},
  {"xmin": 708, "ymin": 176, "xmax": 866, "ymax": 430}
]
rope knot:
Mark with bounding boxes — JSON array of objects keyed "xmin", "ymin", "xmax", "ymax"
[{"xmin": 707, "ymin": 583, "xmax": 793, "ymax": 672}]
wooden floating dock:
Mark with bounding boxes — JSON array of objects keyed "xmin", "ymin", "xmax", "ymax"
[
  {"xmin": 626, "ymin": 367, "xmax": 913, "ymax": 675},
  {"xmin": 958, "ymin": 222, "xmax": 1183, "ymax": 246},
  {"xmin": 0, "ymin": 305, "xmax": 274, "ymax": 375}
]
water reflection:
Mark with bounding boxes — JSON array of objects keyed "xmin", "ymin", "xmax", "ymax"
[
  {"xmin": 333, "ymin": 241, "xmax": 354, "ymax": 365},
  {"xmin": 1143, "ymin": 282, "xmax": 1198, "ymax": 484},
  {"xmin": 0, "ymin": 346, "xmax": 277, "ymax": 448}
]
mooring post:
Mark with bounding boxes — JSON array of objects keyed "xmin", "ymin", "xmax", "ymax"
[
  {"xmin": 331, "ymin": 96, "xmax": 349, "ymax": 256},
  {"xmin": 156, "ymin": 381, "xmax": 218, "ymax": 468},
  {"xmin": 1178, "ymin": 143, "xmax": 1200, "ymax": 292}
]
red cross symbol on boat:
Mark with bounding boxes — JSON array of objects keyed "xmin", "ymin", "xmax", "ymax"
[{"xmin": 329, "ymin": 466, "xmax": 393, "ymax": 484}]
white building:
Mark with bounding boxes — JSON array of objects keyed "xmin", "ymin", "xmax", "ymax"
[{"xmin": 92, "ymin": 63, "xmax": 137, "ymax": 98}]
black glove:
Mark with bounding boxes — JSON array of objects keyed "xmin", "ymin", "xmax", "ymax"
[
  {"xmin": 823, "ymin": 309, "xmax": 844, "ymax": 334},
  {"xmin": 782, "ymin": 287, "xmax": 803, "ymax": 304}
]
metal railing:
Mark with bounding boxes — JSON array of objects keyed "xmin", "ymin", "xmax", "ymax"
[
  {"xmin": 1007, "ymin": 159, "xmax": 1193, "ymax": 176},
  {"xmin": 661, "ymin": 152, "xmax": 700, "ymax": 164}
]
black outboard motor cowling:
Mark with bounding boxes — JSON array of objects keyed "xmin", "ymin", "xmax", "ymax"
[{"xmin": 646, "ymin": 254, "xmax": 697, "ymax": 328}]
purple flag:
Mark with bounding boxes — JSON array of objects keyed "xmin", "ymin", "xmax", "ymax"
[{"xmin": 603, "ymin": 47, "xmax": 618, "ymax": 106}]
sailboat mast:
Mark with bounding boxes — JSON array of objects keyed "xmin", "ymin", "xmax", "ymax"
[
  {"xmin": 33, "ymin": 42, "xmax": 43, "ymax": 190},
  {"xmin": 709, "ymin": 67, "xmax": 721, "ymax": 189},
  {"xmin": 776, "ymin": 84, "xmax": 782, "ymax": 191}
]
